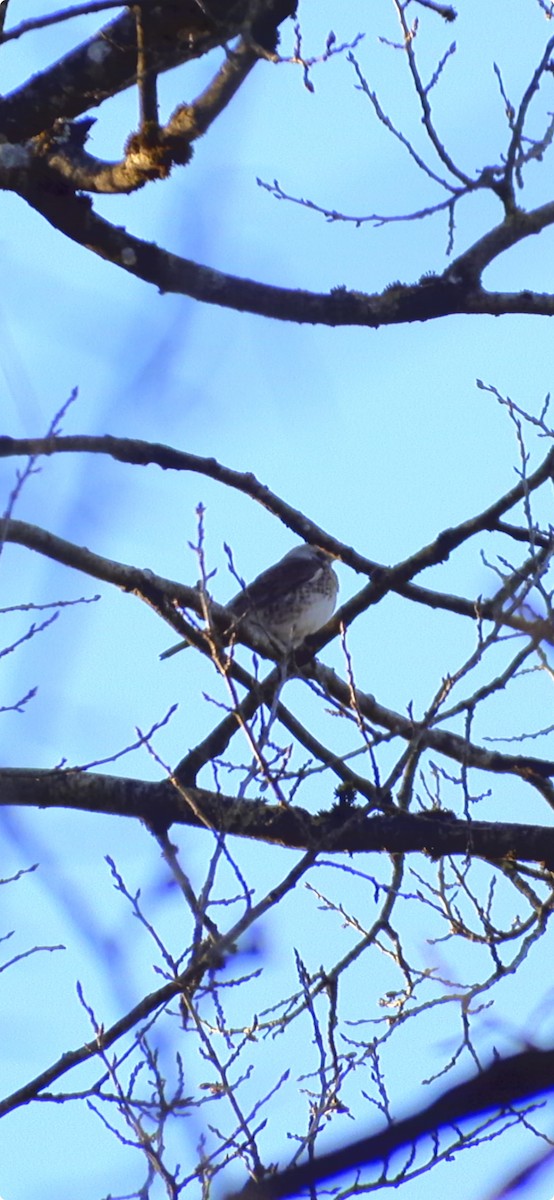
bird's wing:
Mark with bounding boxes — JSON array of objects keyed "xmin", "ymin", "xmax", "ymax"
[{"xmin": 228, "ymin": 549, "xmax": 324, "ymax": 618}]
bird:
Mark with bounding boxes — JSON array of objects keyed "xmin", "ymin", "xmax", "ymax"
[{"xmin": 161, "ymin": 544, "xmax": 339, "ymax": 659}]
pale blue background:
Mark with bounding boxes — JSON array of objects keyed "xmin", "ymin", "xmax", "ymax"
[{"xmin": 1, "ymin": 2, "xmax": 554, "ymax": 1198}]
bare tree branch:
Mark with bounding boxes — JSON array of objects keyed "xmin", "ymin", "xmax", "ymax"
[
  {"xmin": 7, "ymin": 174, "xmax": 554, "ymax": 321},
  {"xmin": 2, "ymin": 769, "xmax": 554, "ymax": 864},
  {"xmin": 0, "ymin": 0, "xmax": 295, "ymax": 143},
  {"xmin": 235, "ymin": 1044, "xmax": 554, "ymax": 1198}
]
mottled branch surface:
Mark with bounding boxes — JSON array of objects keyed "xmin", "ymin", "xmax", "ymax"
[
  {"xmin": 3, "ymin": 429, "xmax": 554, "ymax": 814},
  {"xmin": 2, "ymin": 1, "xmax": 554, "ymax": 321},
  {"xmin": 238, "ymin": 1044, "xmax": 554, "ymax": 1198},
  {"xmin": 5, "ymin": 4, "xmax": 554, "ymax": 1195},
  {"xmin": 3, "ymin": 415, "xmax": 554, "ymax": 1194},
  {"xmin": 0, "ymin": 0, "xmax": 296, "ymax": 142},
  {"xmin": 2, "ymin": 767, "xmax": 554, "ymax": 865}
]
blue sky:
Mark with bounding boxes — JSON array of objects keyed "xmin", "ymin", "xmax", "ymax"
[{"xmin": 2, "ymin": 1, "xmax": 554, "ymax": 1198}]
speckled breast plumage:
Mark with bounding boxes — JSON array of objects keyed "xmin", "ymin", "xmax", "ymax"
[{"xmin": 228, "ymin": 548, "xmax": 338, "ymax": 649}]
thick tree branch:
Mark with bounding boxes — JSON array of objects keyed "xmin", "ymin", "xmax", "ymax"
[
  {"xmin": 165, "ymin": 36, "xmax": 260, "ymax": 142},
  {"xmin": 1, "ymin": 514, "xmax": 198, "ymax": 610},
  {"xmin": 0, "ymin": 844, "xmax": 314, "ymax": 1118},
  {"xmin": 3, "ymin": 447, "xmax": 554, "ymax": 803},
  {"xmin": 2, "ymin": 436, "xmax": 553, "ymax": 654},
  {"xmin": 309, "ymin": 660, "xmax": 554, "ymax": 802},
  {"xmin": 10, "ymin": 176, "xmax": 554, "ymax": 320},
  {"xmin": 444, "ymin": 201, "xmax": 554, "ymax": 283},
  {"xmin": 236, "ymin": 1044, "xmax": 554, "ymax": 1198},
  {"xmin": 4, "ymin": 507, "xmax": 550, "ymax": 794},
  {"xmin": 2, "ymin": 768, "xmax": 554, "ymax": 865},
  {"xmin": 1, "ymin": 430, "xmax": 552, "ymax": 574},
  {"xmin": 0, "ymin": 433, "xmax": 343, "ymax": 549},
  {"xmin": 0, "ymin": 0, "xmax": 295, "ymax": 143},
  {"xmin": 0, "ymin": 514, "xmax": 345, "ymax": 663},
  {"xmin": 33, "ymin": 37, "xmax": 260, "ymax": 194}
]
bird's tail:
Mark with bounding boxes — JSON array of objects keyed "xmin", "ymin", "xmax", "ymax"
[{"xmin": 159, "ymin": 638, "xmax": 190, "ymax": 660}]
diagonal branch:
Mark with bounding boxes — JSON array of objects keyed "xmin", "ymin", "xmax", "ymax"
[
  {"xmin": 234, "ymin": 1043, "xmax": 554, "ymax": 1198},
  {"xmin": 9, "ymin": 174, "xmax": 554, "ymax": 321},
  {"xmin": 308, "ymin": 660, "xmax": 554, "ymax": 803},
  {"xmin": 3, "ymin": 39, "xmax": 262, "ymax": 196},
  {"xmin": 0, "ymin": 0, "xmax": 295, "ymax": 143},
  {"xmin": 3, "ymin": 770, "xmax": 554, "ymax": 861},
  {"xmin": 0, "ymin": 843, "xmax": 315, "ymax": 1118},
  {"xmin": 2, "ymin": 437, "xmax": 553, "ymax": 648}
]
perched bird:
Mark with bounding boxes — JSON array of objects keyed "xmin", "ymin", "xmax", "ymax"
[{"xmin": 161, "ymin": 544, "xmax": 339, "ymax": 659}]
